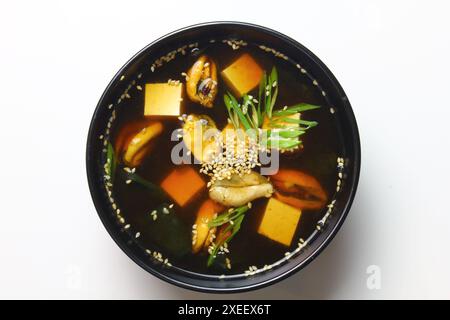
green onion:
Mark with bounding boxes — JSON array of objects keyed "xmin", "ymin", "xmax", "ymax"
[
  {"xmin": 206, "ymin": 205, "xmax": 249, "ymax": 267},
  {"xmin": 125, "ymin": 172, "xmax": 168, "ymax": 200},
  {"xmin": 106, "ymin": 142, "xmax": 117, "ymax": 183}
]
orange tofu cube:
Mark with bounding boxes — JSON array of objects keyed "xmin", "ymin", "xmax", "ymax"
[
  {"xmin": 258, "ymin": 198, "xmax": 302, "ymax": 246},
  {"xmin": 160, "ymin": 166, "xmax": 205, "ymax": 206},
  {"xmin": 221, "ymin": 53, "xmax": 263, "ymax": 97},
  {"xmin": 144, "ymin": 83, "xmax": 183, "ymax": 116}
]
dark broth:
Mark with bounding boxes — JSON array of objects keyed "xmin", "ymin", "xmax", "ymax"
[{"xmin": 108, "ymin": 41, "xmax": 342, "ymax": 276}]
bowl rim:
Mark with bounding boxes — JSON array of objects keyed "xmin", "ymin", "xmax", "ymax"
[{"xmin": 86, "ymin": 21, "xmax": 361, "ymax": 293}]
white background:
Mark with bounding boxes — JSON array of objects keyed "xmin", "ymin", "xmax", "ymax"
[{"xmin": 0, "ymin": 0, "xmax": 449, "ymax": 299}]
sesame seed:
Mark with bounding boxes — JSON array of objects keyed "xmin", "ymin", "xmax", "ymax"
[
  {"xmin": 120, "ymin": 75, "xmax": 125, "ymax": 81},
  {"xmin": 135, "ymin": 232, "xmax": 141, "ymax": 238},
  {"xmin": 124, "ymin": 224, "xmax": 130, "ymax": 229}
]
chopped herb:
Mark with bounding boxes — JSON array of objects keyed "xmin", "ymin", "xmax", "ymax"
[
  {"xmin": 206, "ymin": 204, "xmax": 249, "ymax": 267},
  {"xmin": 106, "ymin": 142, "xmax": 117, "ymax": 183},
  {"xmin": 123, "ymin": 171, "xmax": 168, "ymax": 200},
  {"xmin": 223, "ymin": 66, "xmax": 320, "ymax": 151}
]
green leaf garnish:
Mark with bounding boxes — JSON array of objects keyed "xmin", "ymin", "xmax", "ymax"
[
  {"xmin": 106, "ymin": 142, "xmax": 117, "ymax": 183},
  {"xmin": 206, "ymin": 205, "xmax": 249, "ymax": 267},
  {"xmin": 222, "ymin": 66, "xmax": 320, "ymax": 151},
  {"xmin": 125, "ymin": 171, "xmax": 168, "ymax": 200}
]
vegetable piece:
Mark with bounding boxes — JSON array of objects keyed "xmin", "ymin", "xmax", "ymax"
[
  {"xmin": 182, "ymin": 114, "xmax": 220, "ymax": 163},
  {"xmin": 222, "ymin": 67, "xmax": 320, "ymax": 152},
  {"xmin": 106, "ymin": 142, "xmax": 117, "ymax": 183},
  {"xmin": 206, "ymin": 204, "xmax": 249, "ymax": 267},
  {"xmin": 123, "ymin": 171, "xmax": 168, "ymax": 201},
  {"xmin": 209, "ymin": 171, "xmax": 273, "ymax": 207},
  {"xmin": 144, "ymin": 83, "xmax": 183, "ymax": 116},
  {"xmin": 186, "ymin": 55, "xmax": 218, "ymax": 107},
  {"xmin": 271, "ymin": 169, "xmax": 327, "ymax": 210},
  {"xmin": 123, "ymin": 122, "xmax": 163, "ymax": 167},
  {"xmin": 160, "ymin": 166, "xmax": 205, "ymax": 207},
  {"xmin": 145, "ymin": 203, "xmax": 191, "ymax": 258},
  {"xmin": 192, "ymin": 199, "xmax": 224, "ymax": 254},
  {"xmin": 221, "ymin": 53, "xmax": 263, "ymax": 97},
  {"xmin": 257, "ymin": 197, "xmax": 301, "ymax": 246},
  {"xmin": 263, "ymin": 112, "xmax": 304, "ymax": 151}
]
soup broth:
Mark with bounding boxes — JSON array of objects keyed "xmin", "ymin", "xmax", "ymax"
[{"xmin": 101, "ymin": 39, "xmax": 343, "ymax": 277}]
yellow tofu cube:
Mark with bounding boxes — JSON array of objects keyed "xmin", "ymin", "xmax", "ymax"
[
  {"xmin": 221, "ymin": 53, "xmax": 263, "ymax": 97},
  {"xmin": 144, "ymin": 83, "xmax": 183, "ymax": 116},
  {"xmin": 160, "ymin": 166, "xmax": 205, "ymax": 207},
  {"xmin": 258, "ymin": 198, "xmax": 302, "ymax": 246}
]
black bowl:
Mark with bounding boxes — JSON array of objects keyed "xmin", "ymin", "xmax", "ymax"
[{"xmin": 86, "ymin": 22, "xmax": 360, "ymax": 293}]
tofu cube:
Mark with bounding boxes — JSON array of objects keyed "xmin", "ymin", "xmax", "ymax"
[
  {"xmin": 258, "ymin": 198, "xmax": 302, "ymax": 246},
  {"xmin": 221, "ymin": 53, "xmax": 263, "ymax": 97},
  {"xmin": 160, "ymin": 166, "xmax": 205, "ymax": 206},
  {"xmin": 144, "ymin": 83, "xmax": 183, "ymax": 116}
]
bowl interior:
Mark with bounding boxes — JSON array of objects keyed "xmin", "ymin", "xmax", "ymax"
[{"xmin": 86, "ymin": 22, "xmax": 360, "ymax": 293}]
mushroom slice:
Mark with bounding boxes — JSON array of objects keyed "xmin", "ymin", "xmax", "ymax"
[
  {"xmin": 209, "ymin": 171, "xmax": 273, "ymax": 207},
  {"xmin": 192, "ymin": 199, "xmax": 223, "ymax": 254},
  {"xmin": 122, "ymin": 122, "xmax": 163, "ymax": 167},
  {"xmin": 186, "ymin": 55, "xmax": 218, "ymax": 107},
  {"xmin": 271, "ymin": 169, "xmax": 327, "ymax": 210},
  {"xmin": 182, "ymin": 114, "xmax": 220, "ymax": 163}
]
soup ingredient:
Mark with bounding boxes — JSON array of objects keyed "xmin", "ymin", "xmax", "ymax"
[
  {"xmin": 144, "ymin": 83, "xmax": 183, "ymax": 116},
  {"xmin": 257, "ymin": 197, "xmax": 301, "ymax": 246},
  {"xmin": 209, "ymin": 171, "xmax": 273, "ymax": 207},
  {"xmin": 182, "ymin": 114, "xmax": 220, "ymax": 163},
  {"xmin": 145, "ymin": 203, "xmax": 191, "ymax": 258},
  {"xmin": 206, "ymin": 204, "xmax": 250, "ymax": 267},
  {"xmin": 115, "ymin": 119, "xmax": 152, "ymax": 156},
  {"xmin": 123, "ymin": 122, "xmax": 163, "ymax": 167},
  {"xmin": 262, "ymin": 112, "xmax": 302, "ymax": 150},
  {"xmin": 122, "ymin": 171, "xmax": 168, "ymax": 201},
  {"xmin": 186, "ymin": 55, "xmax": 218, "ymax": 108},
  {"xmin": 160, "ymin": 166, "xmax": 205, "ymax": 207},
  {"xmin": 272, "ymin": 169, "xmax": 327, "ymax": 210},
  {"xmin": 192, "ymin": 199, "xmax": 224, "ymax": 254},
  {"xmin": 223, "ymin": 66, "xmax": 320, "ymax": 152},
  {"xmin": 221, "ymin": 53, "xmax": 263, "ymax": 97},
  {"xmin": 106, "ymin": 142, "xmax": 117, "ymax": 183}
]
